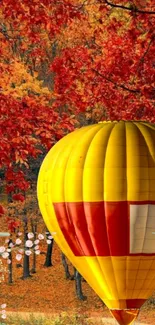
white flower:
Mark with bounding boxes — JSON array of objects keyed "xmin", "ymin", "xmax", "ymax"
[
  {"xmin": 28, "ymin": 232, "xmax": 34, "ymax": 239},
  {"xmin": 48, "ymin": 235, "xmax": 53, "ymax": 239},
  {"xmin": 25, "ymin": 240, "xmax": 33, "ymax": 248},
  {"xmin": 16, "ymin": 254, "xmax": 22, "ymax": 261},
  {"xmin": 2, "ymin": 252, "xmax": 9, "ymax": 259},
  {"xmin": 7, "ymin": 259, "xmax": 11, "ymax": 264},
  {"xmin": 34, "ymin": 245, "xmax": 39, "ymax": 250},
  {"xmin": 18, "ymin": 249, "xmax": 24, "ymax": 254},
  {"xmin": 1, "ymin": 313, "xmax": 6, "ymax": 319},
  {"xmin": 6, "ymin": 248, "xmax": 11, "ymax": 253},
  {"xmin": 25, "ymin": 250, "xmax": 32, "ymax": 256},
  {"xmin": 38, "ymin": 234, "xmax": 44, "ymax": 240},
  {"xmin": 34, "ymin": 239, "xmax": 39, "ymax": 245},
  {"xmin": 1, "ymin": 304, "xmax": 6, "ymax": 309},
  {"xmin": 18, "ymin": 232, "xmax": 22, "ymax": 236},
  {"xmin": 9, "ymin": 242, "xmax": 14, "ymax": 248},
  {"xmin": 35, "ymin": 250, "xmax": 40, "ymax": 255},
  {"xmin": 0, "ymin": 247, "xmax": 5, "ymax": 254},
  {"xmin": 16, "ymin": 238, "xmax": 22, "ymax": 245},
  {"xmin": 46, "ymin": 239, "xmax": 52, "ymax": 245}
]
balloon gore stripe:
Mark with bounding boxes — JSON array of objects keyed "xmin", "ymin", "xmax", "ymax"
[
  {"xmin": 53, "ymin": 201, "xmax": 155, "ymax": 257},
  {"xmin": 110, "ymin": 299, "xmax": 145, "ymax": 308}
]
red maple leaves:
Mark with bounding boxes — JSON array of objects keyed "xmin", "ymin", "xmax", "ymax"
[
  {"xmin": 50, "ymin": 2, "xmax": 155, "ymax": 121},
  {"xmin": 0, "ymin": 0, "xmax": 154, "ymax": 215},
  {"xmin": 0, "ymin": 205, "xmax": 5, "ymax": 216}
]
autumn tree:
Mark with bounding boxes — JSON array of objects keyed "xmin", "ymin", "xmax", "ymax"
[
  {"xmin": 0, "ymin": 0, "xmax": 154, "ymax": 286},
  {"xmin": 50, "ymin": 0, "xmax": 155, "ymax": 122}
]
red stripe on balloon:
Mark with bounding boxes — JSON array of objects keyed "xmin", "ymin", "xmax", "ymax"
[
  {"xmin": 53, "ymin": 201, "xmax": 155, "ymax": 256},
  {"xmin": 110, "ymin": 299, "xmax": 146, "ymax": 309},
  {"xmin": 125, "ymin": 299, "xmax": 146, "ymax": 308},
  {"xmin": 53, "ymin": 201, "xmax": 129, "ymax": 256},
  {"xmin": 110, "ymin": 308, "xmax": 139, "ymax": 325},
  {"xmin": 103, "ymin": 201, "xmax": 129, "ymax": 256},
  {"xmin": 53, "ymin": 202, "xmax": 95, "ymax": 256}
]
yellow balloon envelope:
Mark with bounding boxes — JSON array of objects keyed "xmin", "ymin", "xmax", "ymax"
[{"xmin": 37, "ymin": 121, "xmax": 155, "ymax": 325}]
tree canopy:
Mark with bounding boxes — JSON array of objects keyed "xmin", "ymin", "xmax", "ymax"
[{"xmin": 0, "ymin": 0, "xmax": 154, "ymax": 204}]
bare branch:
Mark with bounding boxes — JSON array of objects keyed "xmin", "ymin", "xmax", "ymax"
[
  {"xmin": 138, "ymin": 35, "xmax": 155, "ymax": 67},
  {"xmin": 103, "ymin": 0, "xmax": 155, "ymax": 14},
  {"xmin": 93, "ymin": 69, "xmax": 140, "ymax": 93}
]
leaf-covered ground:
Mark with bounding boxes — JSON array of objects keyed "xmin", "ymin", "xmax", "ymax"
[{"xmin": 0, "ymin": 242, "xmax": 155, "ymax": 324}]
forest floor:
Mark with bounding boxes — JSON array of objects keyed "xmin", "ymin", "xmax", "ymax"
[
  {"xmin": 0, "ymin": 194, "xmax": 155, "ymax": 325},
  {"xmin": 0, "ymin": 243, "xmax": 155, "ymax": 325}
]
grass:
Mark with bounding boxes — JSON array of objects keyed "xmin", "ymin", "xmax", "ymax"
[{"xmin": 0, "ymin": 313, "xmax": 96, "ymax": 325}]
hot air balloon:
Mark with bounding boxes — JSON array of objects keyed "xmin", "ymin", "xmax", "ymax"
[{"xmin": 37, "ymin": 121, "xmax": 155, "ymax": 325}]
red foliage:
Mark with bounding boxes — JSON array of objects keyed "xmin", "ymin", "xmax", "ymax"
[
  {"xmin": 0, "ymin": 0, "xmax": 154, "ymax": 231},
  {"xmin": 6, "ymin": 217, "xmax": 21, "ymax": 232},
  {"xmin": 0, "ymin": 205, "xmax": 5, "ymax": 216},
  {"xmin": 12, "ymin": 193, "xmax": 25, "ymax": 202},
  {"xmin": 51, "ymin": 24, "xmax": 155, "ymax": 121}
]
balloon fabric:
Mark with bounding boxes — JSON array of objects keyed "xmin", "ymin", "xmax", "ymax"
[{"xmin": 37, "ymin": 121, "xmax": 155, "ymax": 325}]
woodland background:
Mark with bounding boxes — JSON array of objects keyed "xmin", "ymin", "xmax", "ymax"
[{"xmin": 0, "ymin": 0, "xmax": 155, "ymax": 323}]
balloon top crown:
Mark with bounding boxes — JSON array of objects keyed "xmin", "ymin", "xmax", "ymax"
[{"xmin": 98, "ymin": 120, "xmax": 150, "ymax": 124}]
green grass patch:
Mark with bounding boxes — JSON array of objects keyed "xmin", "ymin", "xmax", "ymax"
[{"xmin": 1, "ymin": 313, "xmax": 95, "ymax": 325}]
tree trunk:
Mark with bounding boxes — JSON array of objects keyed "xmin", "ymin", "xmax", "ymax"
[
  {"xmin": 61, "ymin": 253, "xmax": 74, "ymax": 280},
  {"xmin": 22, "ymin": 215, "xmax": 31, "ymax": 279},
  {"xmin": 8, "ymin": 239, "xmax": 13, "ymax": 284},
  {"xmin": 74, "ymin": 268, "xmax": 86, "ymax": 301},
  {"xmin": 31, "ymin": 220, "xmax": 37, "ymax": 274},
  {"xmin": 7, "ymin": 190, "xmax": 13, "ymax": 203},
  {"xmin": 44, "ymin": 229, "xmax": 53, "ymax": 267},
  {"xmin": 23, "ymin": 251, "xmax": 30, "ymax": 279}
]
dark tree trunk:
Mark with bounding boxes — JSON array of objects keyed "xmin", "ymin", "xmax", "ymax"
[
  {"xmin": 61, "ymin": 252, "xmax": 74, "ymax": 280},
  {"xmin": 61, "ymin": 253, "xmax": 86, "ymax": 299},
  {"xmin": 31, "ymin": 220, "xmax": 37, "ymax": 274},
  {"xmin": 8, "ymin": 239, "xmax": 13, "ymax": 284},
  {"xmin": 7, "ymin": 189, "xmax": 13, "ymax": 204},
  {"xmin": 44, "ymin": 230, "xmax": 53, "ymax": 267},
  {"xmin": 22, "ymin": 215, "xmax": 31, "ymax": 279},
  {"xmin": 7, "ymin": 192, "xmax": 13, "ymax": 203},
  {"xmin": 74, "ymin": 268, "xmax": 87, "ymax": 301},
  {"xmin": 23, "ymin": 251, "xmax": 30, "ymax": 278}
]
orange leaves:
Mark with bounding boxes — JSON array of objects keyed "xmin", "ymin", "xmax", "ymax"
[{"xmin": 0, "ymin": 59, "xmax": 51, "ymax": 100}]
